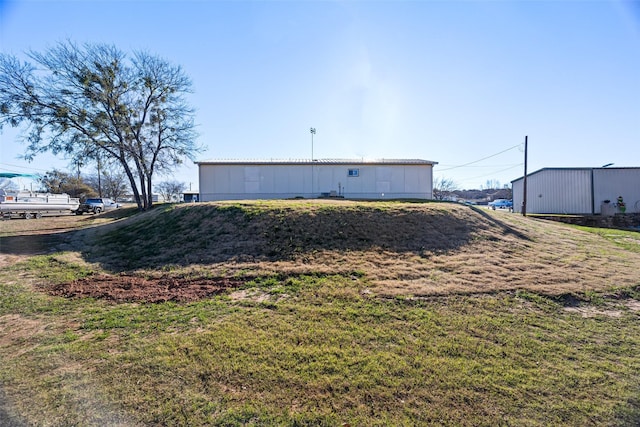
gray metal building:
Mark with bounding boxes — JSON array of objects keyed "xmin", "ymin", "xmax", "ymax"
[
  {"xmin": 196, "ymin": 159, "xmax": 438, "ymax": 201},
  {"xmin": 511, "ymin": 167, "xmax": 640, "ymax": 214}
]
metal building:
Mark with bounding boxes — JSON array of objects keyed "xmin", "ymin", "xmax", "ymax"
[
  {"xmin": 511, "ymin": 167, "xmax": 640, "ymax": 214},
  {"xmin": 196, "ymin": 159, "xmax": 438, "ymax": 201}
]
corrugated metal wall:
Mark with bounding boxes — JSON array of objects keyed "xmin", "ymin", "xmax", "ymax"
[
  {"xmin": 512, "ymin": 168, "xmax": 640, "ymax": 214},
  {"xmin": 593, "ymin": 169, "xmax": 640, "ymax": 214},
  {"xmin": 199, "ymin": 164, "xmax": 433, "ymax": 201},
  {"xmin": 512, "ymin": 169, "xmax": 593, "ymax": 214}
]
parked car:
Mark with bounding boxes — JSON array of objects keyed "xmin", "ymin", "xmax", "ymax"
[
  {"xmin": 76, "ymin": 197, "xmax": 120, "ymax": 214},
  {"xmin": 488, "ymin": 199, "xmax": 513, "ymax": 210}
]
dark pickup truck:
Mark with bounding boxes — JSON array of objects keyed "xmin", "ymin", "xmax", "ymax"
[{"xmin": 75, "ymin": 198, "xmax": 120, "ymax": 214}]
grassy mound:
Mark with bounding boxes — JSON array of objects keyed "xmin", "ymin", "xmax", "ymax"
[
  {"xmin": 2, "ymin": 200, "xmax": 640, "ymax": 425},
  {"xmin": 84, "ymin": 200, "xmax": 640, "ymax": 297},
  {"xmin": 89, "ymin": 200, "xmax": 498, "ymax": 265}
]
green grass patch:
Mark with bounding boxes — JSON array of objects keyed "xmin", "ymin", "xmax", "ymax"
[
  {"xmin": 575, "ymin": 225, "xmax": 640, "ymax": 253},
  {"xmin": 11, "ymin": 253, "xmax": 94, "ymax": 283},
  {"xmin": 1, "ymin": 273, "xmax": 640, "ymax": 426},
  {"xmin": 0, "ymin": 255, "xmax": 94, "ymax": 316}
]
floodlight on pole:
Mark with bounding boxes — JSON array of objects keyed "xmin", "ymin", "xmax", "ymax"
[
  {"xmin": 310, "ymin": 127, "xmax": 316, "ymax": 197},
  {"xmin": 310, "ymin": 127, "xmax": 316, "ymax": 161}
]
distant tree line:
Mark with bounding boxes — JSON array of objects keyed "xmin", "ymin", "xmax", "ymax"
[
  {"xmin": 434, "ymin": 177, "xmax": 512, "ymax": 202},
  {"xmin": 34, "ymin": 168, "xmax": 186, "ymax": 203},
  {"xmin": 454, "ymin": 187, "xmax": 512, "ymax": 202}
]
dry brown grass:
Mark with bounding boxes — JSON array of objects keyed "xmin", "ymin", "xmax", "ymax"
[
  {"xmin": 4, "ymin": 200, "xmax": 638, "ymax": 299},
  {"xmin": 237, "ymin": 205, "xmax": 640, "ymax": 297}
]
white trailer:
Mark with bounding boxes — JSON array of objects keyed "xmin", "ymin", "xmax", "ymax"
[{"xmin": 0, "ymin": 189, "xmax": 80, "ymax": 219}]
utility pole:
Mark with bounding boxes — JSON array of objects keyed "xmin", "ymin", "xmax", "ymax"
[{"xmin": 522, "ymin": 135, "xmax": 528, "ymax": 216}]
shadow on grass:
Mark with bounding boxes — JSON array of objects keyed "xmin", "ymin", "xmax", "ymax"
[
  {"xmin": 469, "ymin": 206, "xmax": 532, "ymax": 241},
  {"xmin": 71, "ymin": 203, "xmax": 534, "ymax": 272},
  {"xmin": 0, "ymin": 232, "xmax": 74, "ymax": 256},
  {"xmin": 615, "ymin": 393, "xmax": 640, "ymax": 426},
  {"xmin": 0, "ymin": 388, "xmax": 28, "ymax": 427},
  {"xmin": 0, "ymin": 207, "xmax": 139, "ymax": 257},
  {"xmin": 0, "ymin": 203, "xmax": 535, "ymax": 272}
]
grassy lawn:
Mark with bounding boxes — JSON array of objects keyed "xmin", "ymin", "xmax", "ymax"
[{"xmin": 1, "ymin": 201, "xmax": 639, "ymax": 426}]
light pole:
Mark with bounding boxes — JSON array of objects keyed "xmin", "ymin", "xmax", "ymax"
[
  {"xmin": 310, "ymin": 127, "xmax": 316, "ymax": 197},
  {"xmin": 310, "ymin": 127, "xmax": 316, "ymax": 161}
]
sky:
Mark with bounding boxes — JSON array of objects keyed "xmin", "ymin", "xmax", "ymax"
[{"xmin": 1, "ymin": 0, "xmax": 639, "ymax": 192}]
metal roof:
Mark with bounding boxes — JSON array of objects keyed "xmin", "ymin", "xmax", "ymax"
[
  {"xmin": 511, "ymin": 166, "xmax": 640, "ymax": 183},
  {"xmin": 196, "ymin": 158, "xmax": 438, "ymax": 166}
]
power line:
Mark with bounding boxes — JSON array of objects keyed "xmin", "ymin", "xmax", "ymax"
[
  {"xmin": 436, "ymin": 163, "xmax": 521, "ymax": 168},
  {"xmin": 0, "ymin": 162, "xmax": 49, "ymax": 173},
  {"xmin": 436, "ymin": 143, "xmax": 522, "ymax": 172},
  {"xmin": 455, "ymin": 163, "xmax": 524, "ymax": 184}
]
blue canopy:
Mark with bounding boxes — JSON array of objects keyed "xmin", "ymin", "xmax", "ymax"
[{"xmin": 0, "ymin": 173, "xmax": 40, "ymax": 178}]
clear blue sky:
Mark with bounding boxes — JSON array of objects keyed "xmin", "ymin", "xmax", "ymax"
[{"xmin": 1, "ymin": 0, "xmax": 639, "ymax": 192}]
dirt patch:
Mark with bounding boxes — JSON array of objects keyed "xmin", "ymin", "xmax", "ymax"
[
  {"xmin": 0, "ymin": 254, "xmax": 28, "ymax": 268},
  {"xmin": 0, "ymin": 314, "xmax": 46, "ymax": 352},
  {"xmin": 563, "ymin": 306, "xmax": 624, "ymax": 318},
  {"xmin": 228, "ymin": 288, "xmax": 271, "ymax": 303},
  {"xmin": 626, "ymin": 300, "xmax": 640, "ymax": 311},
  {"xmin": 46, "ymin": 274, "xmax": 245, "ymax": 303},
  {"xmin": 563, "ymin": 297, "xmax": 640, "ymax": 318}
]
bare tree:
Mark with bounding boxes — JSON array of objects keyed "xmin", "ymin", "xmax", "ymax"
[
  {"xmin": 155, "ymin": 180, "xmax": 186, "ymax": 203},
  {"xmin": 101, "ymin": 169, "xmax": 129, "ymax": 202},
  {"xmin": 0, "ymin": 179, "xmax": 19, "ymax": 191},
  {"xmin": 85, "ymin": 166, "xmax": 129, "ymax": 202},
  {"xmin": 433, "ymin": 177, "xmax": 458, "ymax": 201},
  {"xmin": 482, "ymin": 179, "xmax": 502, "ymax": 190},
  {"xmin": 0, "ymin": 41, "xmax": 201, "ymax": 211}
]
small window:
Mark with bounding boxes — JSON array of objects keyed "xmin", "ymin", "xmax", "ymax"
[{"xmin": 348, "ymin": 168, "xmax": 359, "ymax": 177}]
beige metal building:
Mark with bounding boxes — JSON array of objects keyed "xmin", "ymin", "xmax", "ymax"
[
  {"xmin": 196, "ymin": 159, "xmax": 438, "ymax": 201},
  {"xmin": 511, "ymin": 167, "xmax": 640, "ymax": 214}
]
